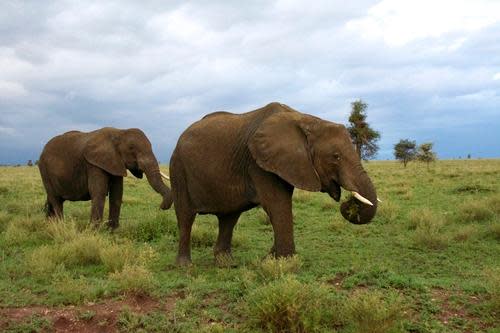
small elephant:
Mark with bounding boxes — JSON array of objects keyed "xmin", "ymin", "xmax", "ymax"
[
  {"xmin": 170, "ymin": 102, "xmax": 378, "ymax": 265},
  {"xmin": 38, "ymin": 127, "xmax": 173, "ymax": 228}
]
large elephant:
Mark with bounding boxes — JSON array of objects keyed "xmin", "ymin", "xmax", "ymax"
[
  {"xmin": 38, "ymin": 127, "xmax": 172, "ymax": 228},
  {"xmin": 170, "ymin": 102, "xmax": 378, "ymax": 265}
]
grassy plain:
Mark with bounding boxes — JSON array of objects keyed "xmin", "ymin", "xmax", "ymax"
[{"xmin": 0, "ymin": 160, "xmax": 499, "ymax": 332}]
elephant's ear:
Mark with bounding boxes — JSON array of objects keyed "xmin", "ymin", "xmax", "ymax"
[
  {"xmin": 248, "ymin": 111, "xmax": 321, "ymax": 191},
  {"xmin": 83, "ymin": 133, "xmax": 127, "ymax": 177}
]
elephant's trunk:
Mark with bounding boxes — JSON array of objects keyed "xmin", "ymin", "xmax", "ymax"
[
  {"xmin": 140, "ymin": 157, "xmax": 173, "ymax": 210},
  {"xmin": 340, "ymin": 166, "xmax": 377, "ymax": 225}
]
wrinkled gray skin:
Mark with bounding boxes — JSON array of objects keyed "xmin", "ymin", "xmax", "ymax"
[
  {"xmin": 170, "ymin": 103, "xmax": 377, "ymax": 265},
  {"xmin": 38, "ymin": 127, "xmax": 172, "ymax": 228}
]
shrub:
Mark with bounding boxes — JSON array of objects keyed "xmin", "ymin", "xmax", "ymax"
[
  {"xmin": 346, "ymin": 289, "xmax": 404, "ymax": 333},
  {"xmin": 458, "ymin": 201, "xmax": 494, "ymax": 222},
  {"xmin": 258, "ymin": 255, "xmax": 302, "ymax": 280},
  {"xmin": 244, "ymin": 276, "xmax": 342, "ymax": 332}
]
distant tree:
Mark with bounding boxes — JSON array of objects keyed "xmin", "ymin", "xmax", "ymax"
[
  {"xmin": 467, "ymin": 154, "xmax": 471, "ymax": 159},
  {"xmin": 27, "ymin": 160, "xmax": 33, "ymax": 167},
  {"xmin": 417, "ymin": 142, "xmax": 437, "ymax": 170},
  {"xmin": 35, "ymin": 160, "xmax": 39, "ymax": 166},
  {"xmin": 394, "ymin": 139, "xmax": 417, "ymax": 167},
  {"xmin": 347, "ymin": 99, "xmax": 381, "ymax": 160}
]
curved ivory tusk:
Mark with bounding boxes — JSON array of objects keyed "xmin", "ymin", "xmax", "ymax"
[
  {"xmin": 352, "ymin": 191, "xmax": 373, "ymax": 206},
  {"xmin": 159, "ymin": 171, "xmax": 170, "ymax": 181},
  {"xmin": 377, "ymin": 198, "xmax": 382, "ymax": 203}
]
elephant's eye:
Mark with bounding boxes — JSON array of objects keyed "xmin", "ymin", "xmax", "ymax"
[{"xmin": 333, "ymin": 153, "xmax": 341, "ymax": 161}]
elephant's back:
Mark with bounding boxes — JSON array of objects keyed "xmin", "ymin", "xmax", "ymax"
[{"xmin": 41, "ymin": 131, "xmax": 86, "ymax": 160}]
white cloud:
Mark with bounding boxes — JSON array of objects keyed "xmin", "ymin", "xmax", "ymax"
[
  {"xmin": 346, "ymin": 0, "xmax": 500, "ymax": 46},
  {"xmin": 0, "ymin": 0, "xmax": 499, "ymax": 162}
]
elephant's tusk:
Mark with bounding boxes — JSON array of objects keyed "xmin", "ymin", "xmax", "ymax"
[
  {"xmin": 160, "ymin": 171, "xmax": 170, "ymax": 181},
  {"xmin": 377, "ymin": 198, "xmax": 382, "ymax": 203},
  {"xmin": 352, "ymin": 191, "xmax": 373, "ymax": 206}
]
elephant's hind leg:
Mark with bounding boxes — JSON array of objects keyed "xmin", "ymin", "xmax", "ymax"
[
  {"xmin": 175, "ymin": 208, "xmax": 196, "ymax": 266},
  {"xmin": 45, "ymin": 195, "xmax": 63, "ymax": 219},
  {"xmin": 214, "ymin": 212, "xmax": 241, "ymax": 263}
]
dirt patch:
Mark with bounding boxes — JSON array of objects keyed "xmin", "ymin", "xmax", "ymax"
[
  {"xmin": 326, "ymin": 272, "xmax": 350, "ymax": 289},
  {"xmin": 430, "ymin": 288, "xmax": 490, "ymax": 331},
  {"xmin": 0, "ymin": 293, "xmax": 180, "ymax": 333}
]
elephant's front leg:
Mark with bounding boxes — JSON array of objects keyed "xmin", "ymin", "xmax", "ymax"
[
  {"xmin": 88, "ymin": 167, "xmax": 110, "ymax": 226},
  {"xmin": 108, "ymin": 176, "xmax": 123, "ymax": 229},
  {"xmin": 252, "ymin": 170, "xmax": 295, "ymax": 257}
]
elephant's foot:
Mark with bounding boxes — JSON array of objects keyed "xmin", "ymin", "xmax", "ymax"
[
  {"xmin": 214, "ymin": 252, "xmax": 237, "ymax": 268},
  {"xmin": 107, "ymin": 220, "xmax": 119, "ymax": 231},
  {"xmin": 175, "ymin": 255, "xmax": 192, "ymax": 267},
  {"xmin": 268, "ymin": 244, "xmax": 296, "ymax": 258}
]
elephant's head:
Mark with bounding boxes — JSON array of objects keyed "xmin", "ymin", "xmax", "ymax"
[
  {"xmin": 83, "ymin": 127, "xmax": 173, "ymax": 210},
  {"xmin": 249, "ymin": 103, "xmax": 377, "ymax": 224}
]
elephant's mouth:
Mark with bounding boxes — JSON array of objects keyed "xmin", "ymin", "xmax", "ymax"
[
  {"xmin": 129, "ymin": 168, "xmax": 143, "ymax": 179},
  {"xmin": 324, "ymin": 179, "xmax": 341, "ymax": 202}
]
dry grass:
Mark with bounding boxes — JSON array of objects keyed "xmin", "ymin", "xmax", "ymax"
[{"xmin": 458, "ymin": 200, "xmax": 494, "ymax": 223}]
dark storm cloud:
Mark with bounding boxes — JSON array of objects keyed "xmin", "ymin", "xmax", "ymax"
[{"xmin": 1, "ymin": 0, "xmax": 499, "ymax": 163}]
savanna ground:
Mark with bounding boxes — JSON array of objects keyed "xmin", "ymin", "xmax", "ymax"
[{"xmin": 0, "ymin": 160, "xmax": 499, "ymax": 333}]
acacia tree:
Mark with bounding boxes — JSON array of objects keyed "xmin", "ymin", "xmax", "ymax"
[
  {"xmin": 417, "ymin": 142, "xmax": 437, "ymax": 170},
  {"xmin": 347, "ymin": 100, "xmax": 381, "ymax": 160},
  {"xmin": 394, "ymin": 139, "xmax": 417, "ymax": 167}
]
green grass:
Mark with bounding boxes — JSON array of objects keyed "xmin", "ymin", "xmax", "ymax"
[{"xmin": 1, "ymin": 160, "xmax": 500, "ymax": 332}]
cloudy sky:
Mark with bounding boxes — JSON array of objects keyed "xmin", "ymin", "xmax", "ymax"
[{"xmin": 1, "ymin": 0, "xmax": 499, "ymax": 164}]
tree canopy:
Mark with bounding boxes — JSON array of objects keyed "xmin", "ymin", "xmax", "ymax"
[
  {"xmin": 417, "ymin": 142, "xmax": 437, "ymax": 169},
  {"xmin": 394, "ymin": 139, "xmax": 417, "ymax": 167},
  {"xmin": 347, "ymin": 100, "xmax": 380, "ymax": 160}
]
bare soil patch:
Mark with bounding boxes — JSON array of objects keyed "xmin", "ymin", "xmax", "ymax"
[{"xmin": 0, "ymin": 293, "xmax": 179, "ymax": 333}]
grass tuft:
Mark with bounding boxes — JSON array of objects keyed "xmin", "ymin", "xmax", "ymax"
[
  {"xmin": 245, "ymin": 276, "xmax": 342, "ymax": 332},
  {"xmin": 458, "ymin": 200, "xmax": 494, "ymax": 222},
  {"xmin": 409, "ymin": 209, "xmax": 449, "ymax": 249},
  {"xmin": 110, "ymin": 264, "xmax": 156, "ymax": 295},
  {"xmin": 346, "ymin": 289, "xmax": 404, "ymax": 333},
  {"xmin": 257, "ymin": 255, "xmax": 302, "ymax": 280},
  {"xmin": 375, "ymin": 200, "xmax": 399, "ymax": 224}
]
